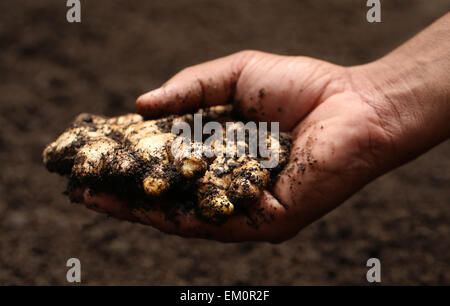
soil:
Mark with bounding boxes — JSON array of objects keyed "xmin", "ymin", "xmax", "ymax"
[{"xmin": 0, "ymin": 0, "xmax": 449, "ymax": 285}]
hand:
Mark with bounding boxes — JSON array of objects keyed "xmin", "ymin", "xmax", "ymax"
[
  {"xmin": 73, "ymin": 50, "xmax": 392, "ymax": 242},
  {"xmin": 74, "ymin": 14, "xmax": 450, "ymax": 242}
]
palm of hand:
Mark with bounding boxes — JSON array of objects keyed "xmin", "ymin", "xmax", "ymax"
[{"xmin": 78, "ymin": 51, "xmax": 393, "ymax": 242}]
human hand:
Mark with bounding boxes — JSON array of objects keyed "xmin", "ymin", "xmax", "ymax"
[
  {"xmin": 74, "ymin": 14, "xmax": 450, "ymax": 242},
  {"xmin": 72, "ymin": 50, "xmax": 392, "ymax": 242}
]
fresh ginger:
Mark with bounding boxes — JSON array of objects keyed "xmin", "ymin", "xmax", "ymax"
[{"xmin": 42, "ymin": 106, "xmax": 291, "ymax": 224}]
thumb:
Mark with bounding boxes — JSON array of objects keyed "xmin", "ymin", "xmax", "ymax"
[{"xmin": 136, "ymin": 51, "xmax": 253, "ymax": 118}]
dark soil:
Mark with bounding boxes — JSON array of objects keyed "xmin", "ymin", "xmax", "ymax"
[{"xmin": 0, "ymin": 0, "xmax": 449, "ymax": 285}]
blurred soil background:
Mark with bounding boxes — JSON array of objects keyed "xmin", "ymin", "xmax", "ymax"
[{"xmin": 0, "ymin": 0, "xmax": 449, "ymax": 285}]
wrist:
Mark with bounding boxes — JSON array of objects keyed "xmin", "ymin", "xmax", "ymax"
[
  {"xmin": 347, "ymin": 57, "xmax": 449, "ymax": 165},
  {"xmin": 348, "ymin": 13, "xmax": 450, "ymax": 165}
]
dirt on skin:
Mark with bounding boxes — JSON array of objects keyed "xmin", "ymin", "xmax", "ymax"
[{"xmin": 0, "ymin": 0, "xmax": 449, "ymax": 285}]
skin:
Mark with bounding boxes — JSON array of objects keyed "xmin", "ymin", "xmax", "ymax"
[{"xmin": 74, "ymin": 13, "xmax": 449, "ymax": 243}]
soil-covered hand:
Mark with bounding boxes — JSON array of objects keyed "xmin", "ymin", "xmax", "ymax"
[
  {"xmin": 75, "ymin": 13, "xmax": 450, "ymax": 242},
  {"xmin": 72, "ymin": 51, "xmax": 392, "ymax": 242}
]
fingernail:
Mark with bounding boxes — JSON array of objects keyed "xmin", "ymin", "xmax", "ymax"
[{"xmin": 137, "ymin": 88, "xmax": 162, "ymax": 103}]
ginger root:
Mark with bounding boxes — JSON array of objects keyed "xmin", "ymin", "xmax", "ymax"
[{"xmin": 42, "ymin": 106, "xmax": 291, "ymax": 224}]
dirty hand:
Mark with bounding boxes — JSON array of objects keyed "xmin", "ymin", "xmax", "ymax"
[{"xmin": 78, "ymin": 14, "xmax": 450, "ymax": 242}]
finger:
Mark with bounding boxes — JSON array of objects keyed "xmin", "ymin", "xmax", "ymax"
[
  {"xmin": 72, "ymin": 187, "xmax": 296, "ymax": 242},
  {"xmin": 132, "ymin": 190, "xmax": 297, "ymax": 243},
  {"xmin": 136, "ymin": 51, "xmax": 252, "ymax": 117},
  {"xmin": 72, "ymin": 188, "xmax": 140, "ymax": 223}
]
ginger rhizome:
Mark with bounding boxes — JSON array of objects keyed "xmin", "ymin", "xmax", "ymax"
[{"xmin": 42, "ymin": 106, "xmax": 291, "ymax": 223}]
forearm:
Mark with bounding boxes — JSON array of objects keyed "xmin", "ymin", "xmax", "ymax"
[{"xmin": 349, "ymin": 13, "xmax": 450, "ymax": 164}]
